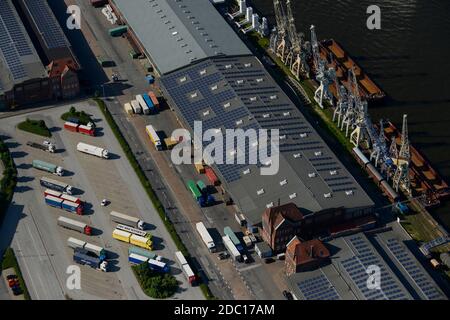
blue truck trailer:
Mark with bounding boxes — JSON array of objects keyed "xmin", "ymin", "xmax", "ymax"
[
  {"xmin": 142, "ymin": 93, "xmax": 157, "ymax": 114},
  {"xmin": 148, "ymin": 259, "xmax": 169, "ymax": 273},
  {"xmin": 74, "ymin": 248, "xmax": 108, "ymax": 272}
]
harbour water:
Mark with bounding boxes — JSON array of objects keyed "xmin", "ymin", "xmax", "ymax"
[{"xmin": 251, "ymin": 0, "xmax": 450, "ymax": 229}]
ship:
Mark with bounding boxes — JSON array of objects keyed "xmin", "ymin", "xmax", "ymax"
[
  {"xmin": 319, "ymin": 39, "xmax": 386, "ymax": 102},
  {"xmin": 383, "ymin": 121, "xmax": 450, "ymax": 207}
]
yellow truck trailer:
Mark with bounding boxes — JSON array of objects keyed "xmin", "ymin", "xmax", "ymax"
[{"xmin": 113, "ymin": 229, "xmax": 153, "ymax": 250}]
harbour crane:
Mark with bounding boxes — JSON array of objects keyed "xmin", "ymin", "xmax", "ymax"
[
  {"xmin": 271, "ymin": 0, "xmax": 290, "ymax": 62},
  {"xmin": 392, "ymin": 114, "xmax": 412, "ymax": 195}
]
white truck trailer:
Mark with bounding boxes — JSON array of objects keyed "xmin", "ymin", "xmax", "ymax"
[
  {"xmin": 136, "ymin": 94, "xmax": 150, "ymax": 115},
  {"xmin": 195, "ymin": 222, "xmax": 216, "ymax": 252},
  {"xmin": 131, "ymin": 100, "xmax": 142, "ymax": 114},
  {"xmin": 110, "ymin": 211, "xmax": 145, "ymax": 230},
  {"xmin": 223, "ymin": 235, "xmax": 242, "ymax": 262},
  {"xmin": 77, "ymin": 142, "xmax": 109, "ymax": 159}
]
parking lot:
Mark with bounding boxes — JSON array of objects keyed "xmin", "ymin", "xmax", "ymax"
[{"xmin": 0, "ymin": 101, "xmax": 203, "ymax": 300}]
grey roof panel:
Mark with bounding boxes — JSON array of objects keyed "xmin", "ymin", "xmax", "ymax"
[
  {"xmin": 0, "ymin": 0, "xmax": 47, "ymax": 94},
  {"xmin": 160, "ymin": 56, "xmax": 374, "ymax": 224},
  {"xmin": 111, "ymin": 0, "xmax": 251, "ymax": 74}
]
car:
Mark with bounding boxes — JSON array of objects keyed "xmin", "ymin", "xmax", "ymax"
[
  {"xmin": 12, "ymin": 289, "xmax": 22, "ymax": 296},
  {"xmin": 101, "ymin": 199, "xmax": 109, "ymax": 206},
  {"xmin": 6, "ymin": 274, "xmax": 17, "ymax": 280},
  {"xmin": 283, "ymin": 290, "xmax": 293, "ymax": 300},
  {"xmin": 8, "ymin": 279, "xmax": 19, "ymax": 288},
  {"xmin": 264, "ymin": 258, "xmax": 275, "ymax": 264},
  {"xmin": 242, "ymin": 255, "xmax": 249, "ymax": 264}
]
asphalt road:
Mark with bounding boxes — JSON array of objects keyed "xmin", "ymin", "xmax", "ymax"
[{"xmin": 0, "ymin": 104, "xmax": 203, "ymax": 300}]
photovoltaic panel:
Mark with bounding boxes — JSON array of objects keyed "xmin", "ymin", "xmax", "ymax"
[
  {"xmin": 386, "ymin": 238, "xmax": 445, "ymax": 300},
  {"xmin": 0, "ymin": 1, "xmax": 33, "ymax": 56},
  {"xmin": 340, "ymin": 235, "xmax": 410, "ymax": 300},
  {"xmin": 297, "ymin": 274, "xmax": 341, "ymax": 300},
  {"xmin": 23, "ymin": 0, "xmax": 68, "ymax": 49},
  {"xmin": 0, "ymin": 16, "xmax": 27, "ymax": 80}
]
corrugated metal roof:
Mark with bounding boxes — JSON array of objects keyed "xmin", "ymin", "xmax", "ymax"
[
  {"xmin": 111, "ymin": 0, "xmax": 251, "ymax": 74},
  {"xmin": 0, "ymin": 0, "xmax": 47, "ymax": 94},
  {"xmin": 160, "ymin": 56, "xmax": 375, "ymax": 225}
]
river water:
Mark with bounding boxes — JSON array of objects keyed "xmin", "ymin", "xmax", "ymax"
[{"xmin": 250, "ymin": 0, "xmax": 450, "ymax": 229}]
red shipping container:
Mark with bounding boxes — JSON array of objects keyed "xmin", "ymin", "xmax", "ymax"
[
  {"xmin": 60, "ymin": 194, "xmax": 83, "ymax": 205},
  {"xmin": 148, "ymin": 91, "xmax": 160, "ymax": 108},
  {"xmin": 205, "ymin": 167, "xmax": 219, "ymax": 186},
  {"xmin": 78, "ymin": 125, "xmax": 95, "ymax": 136},
  {"xmin": 64, "ymin": 122, "xmax": 79, "ymax": 132}
]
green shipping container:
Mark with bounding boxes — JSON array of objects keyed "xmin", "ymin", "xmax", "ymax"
[
  {"xmin": 196, "ymin": 180, "xmax": 207, "ymax": 193},
  {"xmin": 109, "ymin": 25, "xmax": 128, "ymax": 37},
  {"xmin": 187, "ymin": 180, "xmax": 202, "ymax": 200},
  {"xmin": 128, "ymin": 246, "xmax": 157, "ymax": 260}
]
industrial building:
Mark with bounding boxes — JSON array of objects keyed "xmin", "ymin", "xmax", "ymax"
[
  {"xmin": 0, "ymin": 0, "xmax": 80, "ymax": 110},
  {"xmin": 286, "ymin": 229, "xmax": 447, "ymax": 300},
  {"xmin": 108, "ymin": 0, "xmax": 375, "ymax": 227}
]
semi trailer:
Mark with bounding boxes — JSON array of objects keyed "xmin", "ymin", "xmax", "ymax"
[
  {"xmin": 57, "ymin": 216, "xmax": 92, "ymax": 235},
  {"xmin": 64, "ymin": 122, "xmax": 95, "ymax": 136},
  {"xmin": 174, "ymin": 251, "xmax": 196, "ymax": 285},
  {"xmin": 45, "ymin": 195, "xmax": 83, "ymax": 215},
  {"xmin": 40, "ymin": 176, "xmax": 73, "ymax": 194},
  {"xmin": 67, "ymin": 238, "xmax": 106, "ymax": 261},
  {"xmin": 136, "ymin": 94, "xmax": 150, "ymax": 115},
  {"xmin": 116, "ymin": 224, "xmax": 152, "ymax": 239},
  {"xmin": 73, "ymin": 248, "xmax": 108, "ymax": 272},
  {"xmin": 223, "ymin": 235, "xmax": 242, "ymax": 262},
  {"xmin": 77, "ymin": 142, "xmax": 109, "ymax": 159},
  {"xmin": 148, "ymin": 259, "xmax": 169, "ymax": 273},
  {"xmin": 112, "ymin": 229, "xmax": 152, "ymax": 250},
  {"xmin": 195, "ymin": 222, "xmax": 216, "ymax": 252},
  {"xmin": 110, "ymin": 211, "xmax": 145, "ymax": 230},
  {"xmin": 128, "ymin": 246, "xmax": 162, "ymax": 261},
  {"xmin": 32, "ymin": 160, "xmax": 64, "ymax": 176},
  {"xmin": 224, "ymin": 226, "xmax": 243, "ymax": 252},
  {"xmin": 26, "ymin": 141, "xmax": 56, "ymax": 153}
]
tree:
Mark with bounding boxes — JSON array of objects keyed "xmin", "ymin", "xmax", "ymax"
[{"xmin": 69, "ymin": 106, "xmax": 76, "ymax": 114}]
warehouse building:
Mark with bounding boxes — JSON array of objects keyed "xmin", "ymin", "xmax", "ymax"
[
  {"xmin": 0, "ymin": 0, "xmax": 80, "ymax": 110},
  {"xmin": 0, "ymin": 0, "xmax": 50, "ymax": 110},
  {"xmin": 109, "ymin": 0, "xmax": 375, "ymax": 226},
  {"xmin": 286, "ymin": 229, "xmax": 447, "ymax": 300}
]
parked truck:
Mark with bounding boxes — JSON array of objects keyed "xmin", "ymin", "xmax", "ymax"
[
  {"xmin": 27, "ymin": 141, "xmax": 56, "ymax": 153},
  {"xmin": 45, "ymin": 195, "xmax": 83, "ymax": 215},
  {"xmin": 74, "ymin": 248, "xmax": 108, "ymax": 272},
  {"xmin": 136, "ymin": 94, "xmax": 150, "ymax": 115},
  {"xmin": 109, "ymin": 25, "xmax": 128, "ymax": 37},
  {"xmin": 110, "ymin": 211, "xmax": 145, "ymax": 230},
  {"xmin": 148, "ymin": 91, "xmax": 159, "ymax": 109},
  {"xmin": 224, "ymin": 226, "xmax": 243, "ymax": 252},
  {"xmin": 131, "ymin": 100, "xmax": 142, "ymax": 114},
  {"xmin": 174, "ymin": 251, "xmax": 196, "ymax": 285},
  {"xmin": 44, "ymin": 189, "xmax": 82, "ymax": 204},
  {"xmin": 223, "ymin": 235, "xmax": 242, "ymax": 262},
  {"xmin": 40, "ymin": 176, "xmax": 73, "ymax": 194},
  {"xmin": 148, "ymin": 259, "xmax": 169, "ymax": 273},
  {"xmin": 142, "ymin": 93, "xmax": 156, "ymax": 114},
  {"xmin": 57, "ymin": 216, "xmax": 92, "ymax": 235},
  {"xmin": 128, "ymin": 246, "xmax": 162, "ymax": 261},
  {"xmin": 33, "ymin": 160, "xmax": 64, "ymax": 176},
  {"xmin": 205, "ymin": 167, "xmax": 219, "ymax": 185},
  {"xmin": 67, "ymin": 237, "xmax": 106, "ymax": 261},
  {"xmin": 77, "ymin": 142, "xmax": 109, "ymax": 159},
  {"xmin": 112, "ymin": 229, "xmax": 152, "ymax": 250},
  {"xmin": 124, "ymin": 102, "xmax": 133, "ymax": 115},
  {"xmin": 64, "ymin": 122, "xmax": 95, "ymax": 136},
  {"xmin": 116, "ymin": 224, "xmax": 152, "ymax": 239},
  {"xmin": 196, "ymin": 222, "xmax": 216, "ymax": 252},
  {"xmin": 128, "ymin": 253, "xmax": 149, "ymax": 265}
]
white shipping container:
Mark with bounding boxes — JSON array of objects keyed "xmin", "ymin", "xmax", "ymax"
[
  {"xmin": 131, "ymin": 100, "xmax": 142, "ymax": 114},
  {"xmin": 77, "ymin": 142, "xmax": 109, "ymax": 159},
  {"xmin": 136, "ymin": 95, "xmax": 150, "ymax": 115},
  {"xmin": 196, "ymin": 222, "xmax": 215, "ymax": 251},
  {"xmin": 67, "ymin": 237, "xmax": 86, "ymax": 249},
  {"xmin": 84, "ymin": 243, "xmax": 104, "ymax": 256},
  {"xmin": 174, "ymin": 251, "xmax": 188, "ymax": 266},
  {"xmin": 223, "ymin": 235, "xmax": 241, "ymax": 261},
  {"xmin": 45, "ymin": 189, "xmax": 62, "ymax": 198},
  {"xmin": 58, "ymin": 216, "xmax": 87, "ymax": 231},
  {"xmin": 110, "ymin": 211, "xmax": 144, "ymax": 229},
  {"xmin": 124, "ymin": 102, "xmax": 133, "ymax": 115}
]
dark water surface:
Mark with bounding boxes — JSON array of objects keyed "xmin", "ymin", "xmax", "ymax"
[{"xmin": 250, "ymin": 0, "xmax": 450, "ymax": 228}]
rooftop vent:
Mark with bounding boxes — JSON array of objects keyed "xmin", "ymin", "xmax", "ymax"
[
  {"xmin": 179, "ymin": 76, "xmax": 187, "ymax": 83},
  {"xmin": 190, "ymin": 92, "xmax": 198, "ymax": 98},
  {"xmin": 270, "ymin": 95, "xmax": 278, "ymax": 100},
  {"xmin": 244, "ymin": 63, "xmax": 252, "ymax": 67},
  {"xmin": 314, "ymin": 151, "xmax": 323, "ymax": 156},
  {"xmin": 324, "ymin": 193, "xmax": 332, "ymax": 198},
  {"xmin": 256, "ymin": 78, "xmax": 264, "ymax": 83},
  {"xmin": 345, "ymin": 190, "xmax": 354, "ymax": 196},
  {"xmin": 257, "ymin": 188, "xmax": 265, "ymax": 195},
  {"xmin": 202, "ymin": 110, "xmax": 210, "ymax": 116},
  {"xmin": 250, "ymin": 97, "xmax": 257, "ymax": 101},
  {"xmin": 308, "ymin": 172, "xmax": 317, "ymax": 178},
  {"xmin": 223, "ymin": 102, "xmax": 231, "ymax": 108},
  {"xmin": 263, "ymin": 113, "xmax": 270, "ymax": 118},
  {"xmin": 266, "ymin": 202, "xmax": 274, "ymax": 208},
  {"xmin": 329, "ymin": 170, "xmax": 338, "ymax": 176},
  {"xmin": 283, "ymin": 112, "xmax": 290, "ymax": 116},
  {"xmin": 236, "ymin": 79, "xmax": 244, "ymax": 84},
  {"xmin": 280, "ymin": 179, "xmax": 287, "ymax": 186},
  {"xmin": 200, "ymin": 69, "xmax": 207, "ymax": 75},
  {"xmin": 236, "ymin": 119, "xmax": 243, "ymax": 126},
  {"xmin": 289, "ymin": 193, "xmax": 297, "ymax": 199},
  {"xmin": 293, "ymin": 153, "xmax": 301, "ymax": 158},
  {"xmin": 300, "ymin": 133, "xmax": 308, "ymax": 138},
  {"xmin": 243, "ymin": 168, "xmax": 251, "ymax": 175},
  {"xmin": 225, "ymin": 64, "xmax": 232, "ymax": 69},
  {"xmin": 211, "ymin": 84, "xmax": 218, "ymax": 91}
]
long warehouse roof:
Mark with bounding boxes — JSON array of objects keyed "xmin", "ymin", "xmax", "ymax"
[
  {"xmin": 287, "ymin": 229, "xmax": 447, "ymax": 300},
  {"xmin": 0, "ymin": 0, "xmax": 47, "ymax": 94},
  {"xmin": 111, "ymin": 0, "xmax": 251, "ymax": 74},
  {"xmin": 160, "ymin": 55, "xmax": 374, "ymax": 224}
]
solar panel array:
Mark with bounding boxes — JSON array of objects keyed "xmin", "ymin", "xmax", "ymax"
[
  {"xmin": 161, "ymin": 56, "xmax": 362, "ymax": 198},
  {"xmin": 297, "ymin": 274, "xmax": 341, "ymax": 300},
  {"xmin": 23, "ymin": 0, "xmax": 68, "ymax": 49},
  {"xmin": 0, "ymin": 1, "xmax": 31, "ymax": 80},
  {"xmin": 386, "ymin": 238, "xmax": 445, "ymax": 300},
  {"xmin": 419, "ymin": 236, "xmax": 449, "ymax": 256},
  {"xmin": 340, "ymin": 235, "xmax": 409, "ymax": 300}
]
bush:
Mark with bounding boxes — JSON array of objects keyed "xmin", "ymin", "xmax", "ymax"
[
  {"xmin": 0, "ymin": 138, "xmax": 17, "ymax": 225},
  {"xmin": 133, "ymin": 263, "xmax": 178, "ymax": 299},
  {"xmin": 17, "ymin": 118, "xmax": 51, "ymax": 137},
  {"xmin": 61, "ymin": 107, "xmax": 93, "ymax": 126}
]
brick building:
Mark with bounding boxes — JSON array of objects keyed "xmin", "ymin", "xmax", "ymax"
[{"xmin": 285, "ymin": 237, "xmax": 330, "ymax": 276}]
